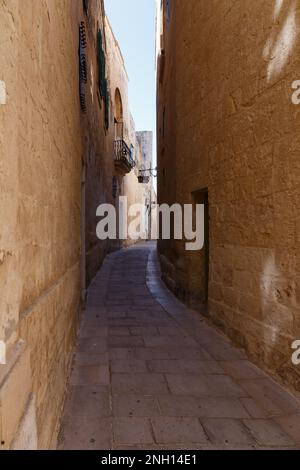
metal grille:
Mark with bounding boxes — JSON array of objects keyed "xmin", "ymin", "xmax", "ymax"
[
  {"xmin": 79, "ymin": 22, "xmax": 87, "ymax": 112},
  {"xmin": 114, "ymin": 140, "xmax": 136, "ymax": 169}
]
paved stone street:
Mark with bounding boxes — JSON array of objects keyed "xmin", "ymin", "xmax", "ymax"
[{"xmin": 58, "ymin": 243, "xmax": 300, "ymax": 450}]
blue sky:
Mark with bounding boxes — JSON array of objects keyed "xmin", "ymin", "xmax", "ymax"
[{"xmin": 104, "ymin": 0, "xmax": 156, "ymax": 162}]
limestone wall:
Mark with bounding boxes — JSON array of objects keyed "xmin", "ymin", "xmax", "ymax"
[
  {"xmin": 0, "ymin": 0, "xmax": 153, "ymax": 449},
  {"xmin": 81, "ymin": 0, "xmax": 117, "ymax": 286},
  {"xmin": 157, "ymin": 0, "xmax": 178, "ymax": 288},
  {"xmin": 105, "ymin": 17, "xmax": 153, "ymax": 246},
  {"xmin": 157, "ymin": 0, "xmax": 300, "ymax": 391},
  {"xmin": 0, "ymin": 0, "xmax": 83, "ymax": 448},
  {"xmin": 124, "ymin": 131, "xmax": 153, "ymax": 244}
]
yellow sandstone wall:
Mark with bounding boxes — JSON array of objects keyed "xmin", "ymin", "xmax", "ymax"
[
  {"xmin": 157, "ymin": 0, "xmax": 179, "ymax": 293},
  {"xmin": 157, "ymin": 0, "xmax": 300, "ymax": 392},
  {"xmin": 81, "ymin": 0, "xmax": 117, "ymax": 286},
  {"xmin": 124, "ymin": 130, "xmax": 153, "ymax": 244},
  {"xmin": 0, "ymin": 0, "xmax": 83, "ymax": 449},
  {"xmin": 105, "ymin": 17, "xmax": 152, "ymax": 246},
  {"xmin": 0, "ymin": 0, "xmax": 151, "ymax": 449}
]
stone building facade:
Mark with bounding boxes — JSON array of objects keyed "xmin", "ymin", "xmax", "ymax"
[
  {"xmin": 0, "ymin": 0, "xmax": 150, "ymax": 449},
  {"xmin": 0, "ymin": 0, "xmax": 84, "ymax": 450},
  {"xmin": 105, "ymin": 18, "xmax": 153, "ymax": 246},
  {"xmin": 134, "ymin": 131, "xmax": 154, "ymax": 240},
  {"xmin": 124, "ymin": 130, "xmax": 154, "ymax": 244},
  {"xmin": 157, "ymin": 0, "xmax": 300, "ymax": 392}
]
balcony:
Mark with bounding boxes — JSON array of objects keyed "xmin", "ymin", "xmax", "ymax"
[{"xmin": 114, "ymin": 139, "xmax": 136, "ymax": 175}]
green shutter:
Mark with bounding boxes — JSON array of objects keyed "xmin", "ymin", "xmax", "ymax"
[
  {"xmin": 97, "ymin": 30, "xmax": 106, "ymax": 98},
  {"xmin": 97, "ymin": 29, "xmax": 109, "ymax": 129},
  {"xmin": 104, "ymin": 79, "xmax": 109, "ymax": 129}
]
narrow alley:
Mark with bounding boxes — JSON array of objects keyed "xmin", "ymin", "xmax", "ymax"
[
  {"xmin": 58, "ymin": 243, "xmax": 300, "ymax": 450},
  {"xmin": 1, "ymin": 0, "xmax": 300, "ymax": 453}
]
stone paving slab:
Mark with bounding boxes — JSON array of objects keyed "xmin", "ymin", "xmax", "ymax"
[
  {"xmin": 202, "ymin": 418, "xmax": 255, "ymax": 446},
  {"xmin": 112, "ymin": 394, "xmax": 161, "ymax": 417},
  {"xmin": 113, "ymin": 418, "xmax": 154, "ymax": 446},
  {"xmin": 151, "ymin": 417, "xmax": 208, "ymax": 445},
  {"xmin": 69, "ymin": 365, "xmax": 110, "ymax": 386},
  {"xmin": 63, "ymin": 386, "xmax": 110, "ymax": 417},
  {"xmin": 274, "ymin": 413, "xmax": 300, "ymax": 445},
  {"xmin": 58, "ymin": 243, "xmax": 300, "ymax": 450}
]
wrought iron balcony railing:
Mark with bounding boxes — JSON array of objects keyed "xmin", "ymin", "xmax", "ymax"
[{"xmin": 114, "ymin": 139, "xmax": 136, "ymax": 174}]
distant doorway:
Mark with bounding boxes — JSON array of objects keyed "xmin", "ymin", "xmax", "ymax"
[{"xmin": 190, "ymin": 188, "xmax": 209, "ymax": 310}]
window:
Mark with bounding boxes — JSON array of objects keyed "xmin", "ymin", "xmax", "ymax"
[
  {"xmin": 166, "ymin": 0, "xmax": 171, "ymax": 25},
  {"xmin": 83, "ymin": 0, "xmax": 89, "ymax": 15},
  {"xmin": 130, "ymin": 145, "xmax": 135, "ymax": 160},
  {"xmin": 104, "ymin": 79, "xmax": 110, "ymax": 129},
  {"xmin": 112, "ymin": 176, "xmax": 118, "ymax": 199}
]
